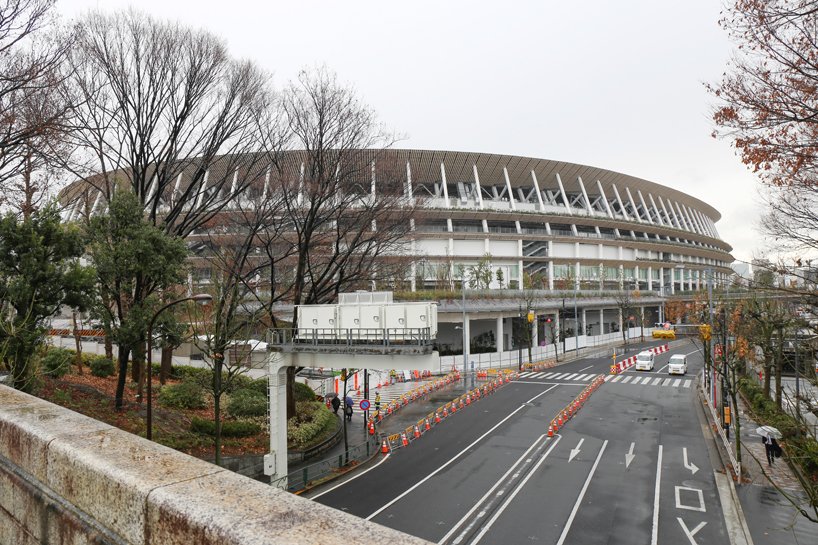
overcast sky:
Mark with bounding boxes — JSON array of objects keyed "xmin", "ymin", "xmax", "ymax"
[{"xmin": 56, "ymin": 0, "xmax": 762, "ymax": 264}]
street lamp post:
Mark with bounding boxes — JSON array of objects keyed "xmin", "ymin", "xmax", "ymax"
[
  {"xmin": 518, "ymin": 304, "xmax": 523, "ymax": 370},
  {"xmin": 462, "ymin": 272, "xmax": 468, "ymax": 381},
  {"xmin": 146, "ymin": 293, "xmax": 212, "ymax": 440},
  {"xmin": 574, "ymin": 288, "xmax": 579, "ymax": 357}
]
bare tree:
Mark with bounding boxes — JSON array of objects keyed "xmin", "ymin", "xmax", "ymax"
[
  {"xmin": 0, "ymin": 0, "xmax": 73, "ymax": 212},
  {"xmin": 60, "ymin": 10, "xmax": 280, "ymax": 410},
  {"xmin": 274, "ymin": 67, "xmax": 417, "ymax": 418}
]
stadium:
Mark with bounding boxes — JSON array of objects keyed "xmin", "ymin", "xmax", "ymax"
[{"xmin": 60, "ymin": 149, "xmax": 733, "ymax": 364}]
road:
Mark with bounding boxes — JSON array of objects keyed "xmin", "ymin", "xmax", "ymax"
[{"xmin": 310, "ymin": 340, "xmax": 730, "ymax": 545}]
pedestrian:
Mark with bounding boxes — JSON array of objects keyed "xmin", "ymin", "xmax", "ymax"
[
  {"xmin": 762, "ymin": 435, "xmax": 776, "ymax": 466},
  {"xmin": 331, "ymin": 395, "xmax": 341, "ymax": 415},
  {"xmin": 374, "ymin": 391, "xmax": 381, "ymax": 413},
  {"xmin": 345, "ymin": 395, "xmax": 354, "ymax": 422}
]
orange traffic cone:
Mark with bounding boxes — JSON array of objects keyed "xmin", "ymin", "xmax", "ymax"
[
  {"xmin": 465, "ymin": 394, "xmax": 471, "ymax": 406},
  {"xmin": 451, "ymin": 402, "xmax": 457, "ymax": 414},
  {"xmin": 443, "ymin": 406, "xmax": 449, "ymax": 418},
  {"xmin": 381, "ymin": 440, "xmax": 389, "ymax": 454},
  {"xmin": 387, "ymin": 405, "xmax": 393, "ymax": 416},
  {"xmin": 434, "ymin": 412, "xmax": 441, "ymax": 424},
  {"xmin": 459, "ymin": 398, "xmax": 465, "ymax": 410},
  {"xmin": 401, "ymin": 432, "xmax": 409, "ymax": 447},
  {"xmin": 548, "ymin": 425, "xmax": 554, "ymax": 437},
  {"xmin": 424, "ymin": 418, "xmax": 431, "ymax": 431},
  {"xmin": 413, "ymin": 425, "xmax": 421, "ymax": 439},
  {"xmin": 368, "ymin": 420, "xmax": 375, "ymax": 435},
  {"xmin": 557, "ymin": 414, "xmax": 563, "ymax": 427}
]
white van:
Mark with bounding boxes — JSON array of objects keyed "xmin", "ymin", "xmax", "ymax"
[
  {"xmin": 634, "ymin": 351, "xmax": 655, "ymax": 371},
  {"xmin": 668, "ymin": 354, "xmax": 688, "ymax": 375}
]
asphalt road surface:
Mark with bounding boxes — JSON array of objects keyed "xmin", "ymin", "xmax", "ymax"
[{"xmin": 310, "ymin": 340, "xmax": 729, "ymax": 545}]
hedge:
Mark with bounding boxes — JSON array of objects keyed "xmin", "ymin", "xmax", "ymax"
[
  {"xmin": 190, "ymin": 417, "xmax": 261, "ymax": 437},
  {"xmin": 287, "ymin": 401, "xmax": 336, "ymax": 448},
  {"xmin": 158, "ymin": 380, "xmax": 206, "ymax": 410},
  {"xmin": 227, "ymin": 389, "xmax": 268, "ymax": 418}
]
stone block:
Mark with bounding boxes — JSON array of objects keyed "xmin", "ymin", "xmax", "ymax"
[
  {"xmin": 46, "ymin": 426, "xmax": 223, "ymax": 545},
  {"xmin": 0, "ymin": 387, "xmax": 113, "ymax": 483},
  {"xmin": 146, "ymin": 469, "xmax": 432, "ymax": 545}
]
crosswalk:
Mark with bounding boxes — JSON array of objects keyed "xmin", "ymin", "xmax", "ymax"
[{"xmin": 517, "ymin": 370, "xmax": 692, "ymax": 389}]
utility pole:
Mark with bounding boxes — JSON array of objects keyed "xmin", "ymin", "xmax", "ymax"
[
  {"xmin": 462, "ymin": 270, "xmax": 468, "ymax": 384},
  {"xmin": 574, "ymin": 288, "xmax": 579, "ymax": 357},
  {"xmin": 707, "ymin": 267, "xmax": 715, "ymax": 409}
]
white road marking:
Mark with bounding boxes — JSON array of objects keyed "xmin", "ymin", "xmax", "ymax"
[
  {"xmin": 625, "ymin": 442, "xmax": 635, "ymax": 469},
  {"xmin": 604, "ymin": 375, "xmax": 615, "ymax": 382},
  {"xmin": 568, "ymin": 438, "xmax": 584, "ymax": 462},
  {"xmin": 675, "ymin": 486, "xmax": 706, "ymax": 512},
  {"xmin": 439, "ymin": 433, "xmax": 559, "ymax": 545},
  {"xmin": 683, "ymin": 448, "xmax": 699, "ymax": 475},
  {"xmin": 612, "ymin": 376, "xmax": 622, "ymax": 382},
  {"xmin": 651, "ymin": 445, "xmax": 663, "ymax": 545},
  {"xmin": 652, "ymin": 378, "xmax": 663, "ymax": 386},
  {"xmin": 580, "ymin": 374, "xmax": 594, "ymax": 381},
  {"xmin": 544, "ymin": 372, "xmax": 558, "ymax": 378},
  {"xmin": 683, "ymin": 380, "xmax": 692, "ymax": 388},
  {"xmin": 530, "ymin": 372, "xmax": 545, "ymax": 379},
  {"xmin": 673, "ymin": 379, "xmax": 681, "ymax": 388},
  {"xmin": 677, "ymin": 518, "xmax": 707, "ymax": 545},
  {"xmin": 657, "ymin": 364, "xmax": 669, "ymax": 373},
  {"xmin": 554, "ymin": 373, "xmax": 571, "ymax": 380},
  {"xmin": 621, "ymin": 376, "xmax": 632, "ymax": 384},
  {"xmin": 467, "ymin": 436, "xmax": 565, "ymax": 545},
  {"xmin": 564, "ymin": 373, "xmax": 579, "ymax": 381},
  {"xmin": 310, "ymin": 453, "xmax": 392, "ymax": 500},
  {"xmin": 662, "ymin": 378, "xmax": 672, "ymax": 386},
  {"xmin": 578, "ymin": 365, "xmax": 593, "ymax": 372},
  {"xmin": 519, "ymin": 372, "xmax": 533, "ymax": 378},
  {"xmin": 556, "ymin": 440, "xmax": 609, "ymax": 545},
  {"xmin": 365, "ymin": 384, "xmax": 561, "ymax": 521}
]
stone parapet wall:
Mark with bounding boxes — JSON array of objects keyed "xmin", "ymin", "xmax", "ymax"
[{"xmin": 0, "ymin": 385, "xmax": 430, "ymax": 545}]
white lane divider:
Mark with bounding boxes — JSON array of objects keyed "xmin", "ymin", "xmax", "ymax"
[
  {"xmin": 468, "ymin": 437, "xmax": 568, "ymax": 545},
  {"xmin": 366, "ymin": 384, "xmax": 561, "ymax": 521},
  {"xmin": 651, "ymin": 445, "xmax": 664, "ymax": 545},
  {"xmin": 443, "ymin": 434, "xmax": 562, "ymax": 545},
  {"xmin": 555, "ymin": 440, "xmax": 609, "ymax": 545}
]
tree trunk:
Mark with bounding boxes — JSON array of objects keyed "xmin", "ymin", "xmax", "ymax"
[
  {"xmin": 763, "ymin": 352, "xmax": 773, "ymax": 398},
  {"xmin": 104, "ymin": 334, "xmax": 113, "ymax": 360},
  {"xmin": 160, "ymin": 345, "xmax": 173, "ymax": 385},
  {"xmin": 214, "ymin": 357, "xmax": 223, "ymax": 466},
  {"xmin": 286, "ymin": 366, "xmax": 297, "ymax": 420},
  {"xmin": 114, "ymin": 346, "xmax": 131, "ymax": 410},
  {"xmin": 72, "ymin": 312, "xmax": 84, "ymax": 375},
  {"xmin": 775, "ymin": 329, "xmax": 784, "ymax": 409}
]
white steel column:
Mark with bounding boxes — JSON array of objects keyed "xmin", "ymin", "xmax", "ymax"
[
  {"xmin": 596, "ymin": 180, "xmax": 614, "ymax": 218},
  {"xmin": 472, "ymin": 164, "xmax": 484, "ymax": 209},
  {"xmin": 637, "ymin": 190, "xmax": 654, "ymax": 224},
  {"xmin": 548, "ymin": 260, "xmax": 554, "ymax": 291},
  {"xmin": 503, "ymin": 167, "xmax": 516, "ymax": 211},
  {"xmin": 658, "ymin": 195, "xmax": 679, "ymax": 229},
  {"xmin": 555, "ymin": 173, "xmax": 573, "ymax": 215},
  {"xmin": 496, "ymin": 316, "xmax": 504, "ymax": 353},
  {"xmin": 624, "ymin": 187, "xmax": 643, "ymax": 223},
  {"xmin": 577, "ymin": 176, "xmax": 593, "ymax": 215},
  {"xmin": 611, "ymin": 184, "xmax": 630, "ymax": 220},
  {"xmin": 441, "ymin": 163, "xmax": 451, "ymax": 208},
  {"xmin": 531, "ymin": 171, "xmax": 545, "ymax": 211},
  {"xmin": 647, "ymin": 193, "xmax": 665, "ymax": 226},
  {"xmin": 599, "ymin": 309, "xmax": 605, "ymax": 335}
]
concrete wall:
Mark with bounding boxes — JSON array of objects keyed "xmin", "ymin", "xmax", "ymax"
[{"xmin": 0, "ymin": 385, "xmax": 430, "ymax": 545}]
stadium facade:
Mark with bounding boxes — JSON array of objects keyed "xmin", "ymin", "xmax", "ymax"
[{"xmin": 61, "ymin": 149, "xmax": 733, "ymax": 360}]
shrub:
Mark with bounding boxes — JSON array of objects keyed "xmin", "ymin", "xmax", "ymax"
[
  {"xmin": 227, "ymin": 389, "xmax": 267, "ymax": 418},
  {"xmin": 158, "ymin": 381, "xmax": 206, "ymax": 410},
  {"xmin": 190, "ymin": 417, "xmax": 261, "ymax": 437},
  {"xmin": 41, "ymin": 348, "xmax": 74, "ymax": 378},
  {"xmin": 89, "ymin": 356, "xmax": 115, "ymax": 377},
  {"xmin": 247, "ymin": 377, "xmax": 268, "ymax": 397},
  {"xmin": 293, "ymin": 381, "xmax": 316, "ymax": 402},
  {"xmin": 170, "ymin": 365, "xmax": 212, "ymax": 385},
  {"xmin": 287, "ymin": 401, "xmax": 336, "ymax": 448}
]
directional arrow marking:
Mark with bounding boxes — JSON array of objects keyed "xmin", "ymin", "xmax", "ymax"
[
  {"xmin": 625, "ymin": 442, "xmax": 635, "ymax": 469},
  {"xmin": 569, "ymin": 438, "xmax": 584, "ymax": 462},
  {"xmin": 683, "ymin": 447, "xmax": 699, "ymax": 475},
  {"xmin": 677, "ymin": 518, "xmax": 706, "ymax": 545}
]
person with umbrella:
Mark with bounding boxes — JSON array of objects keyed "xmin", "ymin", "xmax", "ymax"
[
  {"xmin": 344, "ymin": 394, "xmax": 354, "ymax": 422},
  {"xmin": 757, "ymin": 426, "xmax": 782, "ymax": 466}
]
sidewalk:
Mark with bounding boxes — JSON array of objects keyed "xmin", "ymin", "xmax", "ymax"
[{"xmin": 702, "ymin": 385, "xmax": 818, "ymax": 544}]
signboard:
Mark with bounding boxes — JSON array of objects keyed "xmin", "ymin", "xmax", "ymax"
[{"xmin": 359, "ymin": 399, "xmax": 371, "ymax": 411}]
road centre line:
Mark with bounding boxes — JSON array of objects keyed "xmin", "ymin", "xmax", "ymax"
[
  {"xmin": 442, "ymin": 434, "xmax": 562, "ymax": 545},
  {"xmin": 555, "ymin": 440, "xmax": 609, "ymax": 545},
  {"xmin": 469, "ymin": 436, "xmax": 568, "ymax": 545},
  {"xmin": 310, "ymin": 453, "xmax": 391, "ymax": 500},
  {"xmin": 365, "ymin": 384, "xmax": 561, "ymax": 521},
  {"xmin": 651, "ymin": 445, "xmax": 663, "ymax": 545}
]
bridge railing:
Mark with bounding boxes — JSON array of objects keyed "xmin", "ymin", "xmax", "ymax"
[{"xmin": 269, "ymin": 327, "xmax": 434, "ymax": 349}]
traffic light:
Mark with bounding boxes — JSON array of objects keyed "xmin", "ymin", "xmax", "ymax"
[
  {"xmin": 699, "ymin": 324, "xmax": 711, "ymax": 342},
  {"xmin": 545, "ymin": 317, "xmax": 552, "ymax": 323},
  {"xmin": 340, "ymin": 369, "xmax": 347, "ymax": 381}
]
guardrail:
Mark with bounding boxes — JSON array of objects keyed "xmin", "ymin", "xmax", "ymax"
[{"xmin": 269, "ymin": 327, "xmax": 434, "ymax": 349}]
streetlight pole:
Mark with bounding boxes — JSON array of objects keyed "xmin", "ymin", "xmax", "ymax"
[
  {"xmin": 462, "ymin": 271, "xmax": 469, "ymax": 382},
  {"xmin": 707, "ymin": 267, "xmax": 715, "ymax": 409},
  {"xmin": 574, "ymin": 288, "xmax": 579, "ymax": 358},
  {"xmin": 518, "ymin": 304, "xmax": 523, "ymax": 371},
  {"xmin": 146, "ymin": 293, "xmax": 212, "ymax": 440}
]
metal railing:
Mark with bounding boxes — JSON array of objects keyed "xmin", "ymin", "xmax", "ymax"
[
  {"xmin": 286, "ymin": 435, "xmax": 379, "ymax": 492},
  {"xmin": 269, "ymin": 327, "xmax": 434, "ymax": 349}
]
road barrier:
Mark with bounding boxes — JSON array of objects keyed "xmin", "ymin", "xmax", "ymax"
[
  {"xmin": 550, "ymin": 375, "xmax": 605, "ymax": 433},
  {"xmin": 609, "ymin": 343, "xmax": 669, "ymax": 374}
]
